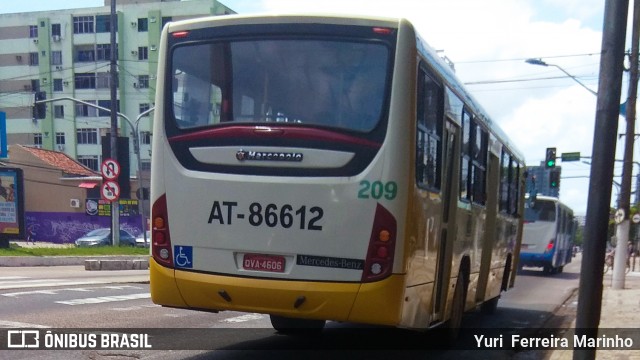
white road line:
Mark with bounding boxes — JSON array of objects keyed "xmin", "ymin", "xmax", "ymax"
[
  {"xmin": 0, "ymin": 276, "xmax": 29, "ymax": 281},
  {"xmin": 221, "ymin": 314, "xmax": 265, "ymax": 323},
  {"xmin": 0, "ymin": 321, "xmax": 49, "ymax": 329},
  {"xmin": 0, "ymin": 280, "xmax": 110, "ymax": 291},
  {"xmin": 55, "ymin": 293, "xmax": 150, "ymax": 306},
  {"xmin": 2, "ymin": 285, "xmax": 143, "ymax": 298}
]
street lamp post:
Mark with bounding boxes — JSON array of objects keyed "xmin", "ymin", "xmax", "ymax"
[
  {"xmin": 525, "ymin": 58, "xmax": 598, "ymax": 96},
  {"xmin": 35, "ymin": 97, "xmax": 153, "ymax": 245}
]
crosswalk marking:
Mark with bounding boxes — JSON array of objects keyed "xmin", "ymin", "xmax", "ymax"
[
  {"xmin": 55, "ymin": 293, "xmax": 150, "ymax": 306},
  {"xmin": 222, "ymin": 314, "xmax": 264, "ymax": 323},
  {"xmin": 0, "ymin": 279, "xmax": 110, "ymax": 290},
  {"xmin": 2, "ymin": 285, "xmax": 142, "ymax": 298},
  {"xmin": 0, "ymin": 320, "xmax": 49, "ymax": 329}
]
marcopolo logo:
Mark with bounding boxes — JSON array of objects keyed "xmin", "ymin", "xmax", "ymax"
[{"xmin": 236, "ymin": 150, "xmax": 303, "ymax": 162}]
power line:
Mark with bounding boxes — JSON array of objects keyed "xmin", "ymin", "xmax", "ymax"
[{"xmin": 456, "ymin": 51, "xmax": 603, "ymax": 64}]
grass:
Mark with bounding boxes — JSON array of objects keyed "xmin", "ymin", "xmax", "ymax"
[{"xmin": 0, "ymin": 243, "xmax": 149, "ymax": 257}]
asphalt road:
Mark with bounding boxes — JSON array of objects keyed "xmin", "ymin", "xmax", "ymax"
[{"xmin": 0, "ymin": 256, "xmax": 582, "ymax": 359}]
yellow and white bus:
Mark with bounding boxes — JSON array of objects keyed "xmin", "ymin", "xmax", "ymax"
[{"xmin": 150, "ymin": 14, "xmax": 525, "ymax": 335}]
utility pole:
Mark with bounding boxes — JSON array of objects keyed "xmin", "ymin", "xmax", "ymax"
[
  {"xmin": 613, "ymin": 0, "xmax": 640, "ymax": 290},
  {"xmin": 573, "ymin": 0, "xmax": 629, "ymax": 359},
  {"xmin": 109, "ymin": 0, "xmax": 120, "ymax": 246}
]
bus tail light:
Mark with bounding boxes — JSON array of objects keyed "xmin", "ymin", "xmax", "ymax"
[
  {"xmin": 362, "ymin": 204, "xmax": 397, "ymax": 283},
  {"xmin": 152, "ymin": 194, "xmax": 173, "ymax": 268},
  {"xmin": 544, "ymin": 239, "xmax": 555, "ymax": 254}
]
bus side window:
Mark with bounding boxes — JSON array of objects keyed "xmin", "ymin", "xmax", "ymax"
[{"xmin": 416, "ymin": 66, "xmax": 443, "ymax": 190}]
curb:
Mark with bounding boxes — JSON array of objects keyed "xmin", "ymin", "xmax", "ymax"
[
  {"xmin": 0, "ymin": 256, "xmax": 149, "ymax": 268},
  {"xmin": 85, "ymin": 258, "xmax": 149, "ymax": 271}
]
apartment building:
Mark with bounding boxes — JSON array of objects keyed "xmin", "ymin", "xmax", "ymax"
[{"xmin": 0, "ymin": 0, "xmax": 235, "ymax": 177}]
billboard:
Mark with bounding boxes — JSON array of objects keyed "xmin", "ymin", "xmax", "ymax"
[{"xmin": 0, "ymin": 168, "xmax": 25, "ymax": 247}]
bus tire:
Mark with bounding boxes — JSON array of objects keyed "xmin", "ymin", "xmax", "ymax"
[
  {"xmin": 480, "ymin": 296, "xmax": 500, "ymax": 315},
  {"xmin": 443, "ymin": 275, "xmax": 467, "ymax": 344},
  {"xmin": 269, "ymin": 315, "xmax": 325, "ymax": 334}
]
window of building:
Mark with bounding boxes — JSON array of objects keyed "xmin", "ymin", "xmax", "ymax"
[
  {"xmin": 29, "ymin": 25, "xmax": 38, "ymax": 38},
  {"xmin": 96, "ymin": 72, "xmax": 111, "ymax": 89},
  {"xmin": 51, "ymin": 23, "xmax": 61, "ymax": 37},
  {"xmin": 53, "ymin": 79, "xmax": 63, "ymax": 92},
  {"xmin": 56, "ymin": 132, "xmax": 65, "ymax": 145},
  {"xmin": 138, "ymin": 18, "xmax": 148, "ymax": 32},
  {"xmin": 33, "ymin": 133, "xmax": 43, "ymax": 147},
  {"xmin": 95, "ymin": 15, "xmax": 116, "ymax": 33},
  {"xmin": 54, "ymin": 105, "xmax": 64, "ymax": 119},
  {"xmin": 73, "ymin": 16, "xmax": 94, "ymax": 34},
  {"xmin": 96, "ymin": 44, "xmax": 112, "ymax": 61},
  {"xmin": 137, "ymin": 75, "xmax": 149, "ymax": 89},
  {"xmin": 75, "ymin": 101, "xmax": 98, "ymax": 117},
  {"xmin": 139, "ymin": 103, "xmax": 150, "ymax": 115},
  {"xmin": 75, "ymin": 73, "xmax": 96, "ymax": 89},
  {"xmin": 31, "ymin": 79, "xmax": 40, "ymax": 91},
  {"xmin": 75, "ymin": 45, "xmax": 95, "ymax": 62},
  {"xmin": 29, "ymin": 52, "xmax": 39, "ymax": 66},
  {"xmin": 140, "ymin": 131, "xmax": 151, "ymax": 145},
  {"xmin": 140, "ymin": 160, "xmax": 151, "ymax": 171},
  {"xmin": 51, "ymin": 51, "xmax": 62, "ymax": 65},
  {"xmin": 77, "ymin": 128, "xmax": 98, "ymax": 144},
  {"xmin": 97, "ymin": 100, "xmax": 120, "ymax": 116},
  {"xmin": 138, "ymin": 46, "xmax": 148, "ymax": 60},
  {"xmin": 78, "ymin": 155, "xmax": 99, "ymax": 171}
]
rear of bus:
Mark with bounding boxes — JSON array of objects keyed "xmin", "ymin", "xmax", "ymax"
[
  {"xmin": 520, "ymin": 197, "xmax": 558, "ymax": 271},
  {"xmin": 150, "ymin": 15, "xmax": 413, "ymax": 327}
]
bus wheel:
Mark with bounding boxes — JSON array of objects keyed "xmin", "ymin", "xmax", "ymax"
[
  {"xmin": 480, "ymin": 296, "xmax": 500, "ymax": 315},
  {"xmin": 269, "ymin": 315, "xmax": 325, "ymax": 334},
  {"xmin": 443, "ymin": 275, "xmax": 466, "ymax": 344}
]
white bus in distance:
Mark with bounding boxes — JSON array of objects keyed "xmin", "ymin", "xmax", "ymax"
[{"xmin": 520, "ymin": 195, "xmax": 576, "ymax": 274}]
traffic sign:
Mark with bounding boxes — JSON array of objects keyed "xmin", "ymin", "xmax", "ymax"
[
  {"xmin": 633, "ymin": 213, "xmax": 640, "ymax": 224},
  {"xmin": 101, "ymin": 181, "xmax": 120, "ymax": 202},
  {"xmin": 101, "ymin": 159, "xmax": 120, "ymax": 180},
  {"xmin": 561, "ymin": 152, "xmax": 581, "ymax": 162}
]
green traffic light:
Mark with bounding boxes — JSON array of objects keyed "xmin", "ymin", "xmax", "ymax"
[{"xmin": 547, "ymin": 160, "xmax": 555, "ymax": 167}]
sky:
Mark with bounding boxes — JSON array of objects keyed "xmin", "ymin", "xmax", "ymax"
[{"xmin": 1, "ymin": 0, "xmax": 637, "ymax": 216}]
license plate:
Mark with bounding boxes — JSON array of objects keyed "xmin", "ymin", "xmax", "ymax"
[{"xmin": 243, "ymin": 253, "xmax": 285, "ymax": 273}]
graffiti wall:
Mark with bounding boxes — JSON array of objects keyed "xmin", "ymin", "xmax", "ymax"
[{"xmin": 25, "ymin": 212, "xmax": 144, "ymax": 244}]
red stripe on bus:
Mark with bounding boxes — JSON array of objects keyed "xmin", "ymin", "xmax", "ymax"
[{"xmin": 168, "ymin": 126, "xmax": 382, "ymax": 148}]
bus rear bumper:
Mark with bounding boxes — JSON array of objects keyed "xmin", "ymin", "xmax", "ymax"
[
  {"xmin": 151, "ymin": 258, "xmax": 404, "ymax": 325},
  {"xmin": 519, "ymin": 252, "xmax": 552, "ymax": 268}
]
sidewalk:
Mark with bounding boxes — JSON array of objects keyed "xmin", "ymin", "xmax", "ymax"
[
  {"xmin": 0, "ymin": 241, "xmax": 148, "ymax": 269},
  {"xmin": 547, "ymin": 266, "xmax": 640, "ymax": 360}
]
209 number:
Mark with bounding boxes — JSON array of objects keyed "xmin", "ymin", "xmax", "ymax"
[{"xmin": 358, "ymin": 180, "xmax": 398, "ymax": 200}]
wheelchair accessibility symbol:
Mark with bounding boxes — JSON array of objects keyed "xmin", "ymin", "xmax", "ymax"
[{"xmin": 174, "ymin": 246, "xmax": 193, "ymax": 268}]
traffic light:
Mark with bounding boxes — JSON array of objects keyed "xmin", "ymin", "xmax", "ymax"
[
  {"xmin": 33, "ymin": 91, "xmax": 46, "ymax": 119},
  {"xmin": 549, "ymin": 170, "xmax": 560, "ymax": 188},
  {"xmin": 545, "ymin": 147, "xmax": 557, "ymax": 168}
]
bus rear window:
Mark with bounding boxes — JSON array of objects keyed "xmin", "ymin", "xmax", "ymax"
[
  {"xmin": 524, "ymin": 200, "xmax": 556, "ymax": 222},
  {"xmin": 170, "ymin": 39, "xmax": 389, "ymax": 133}
]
